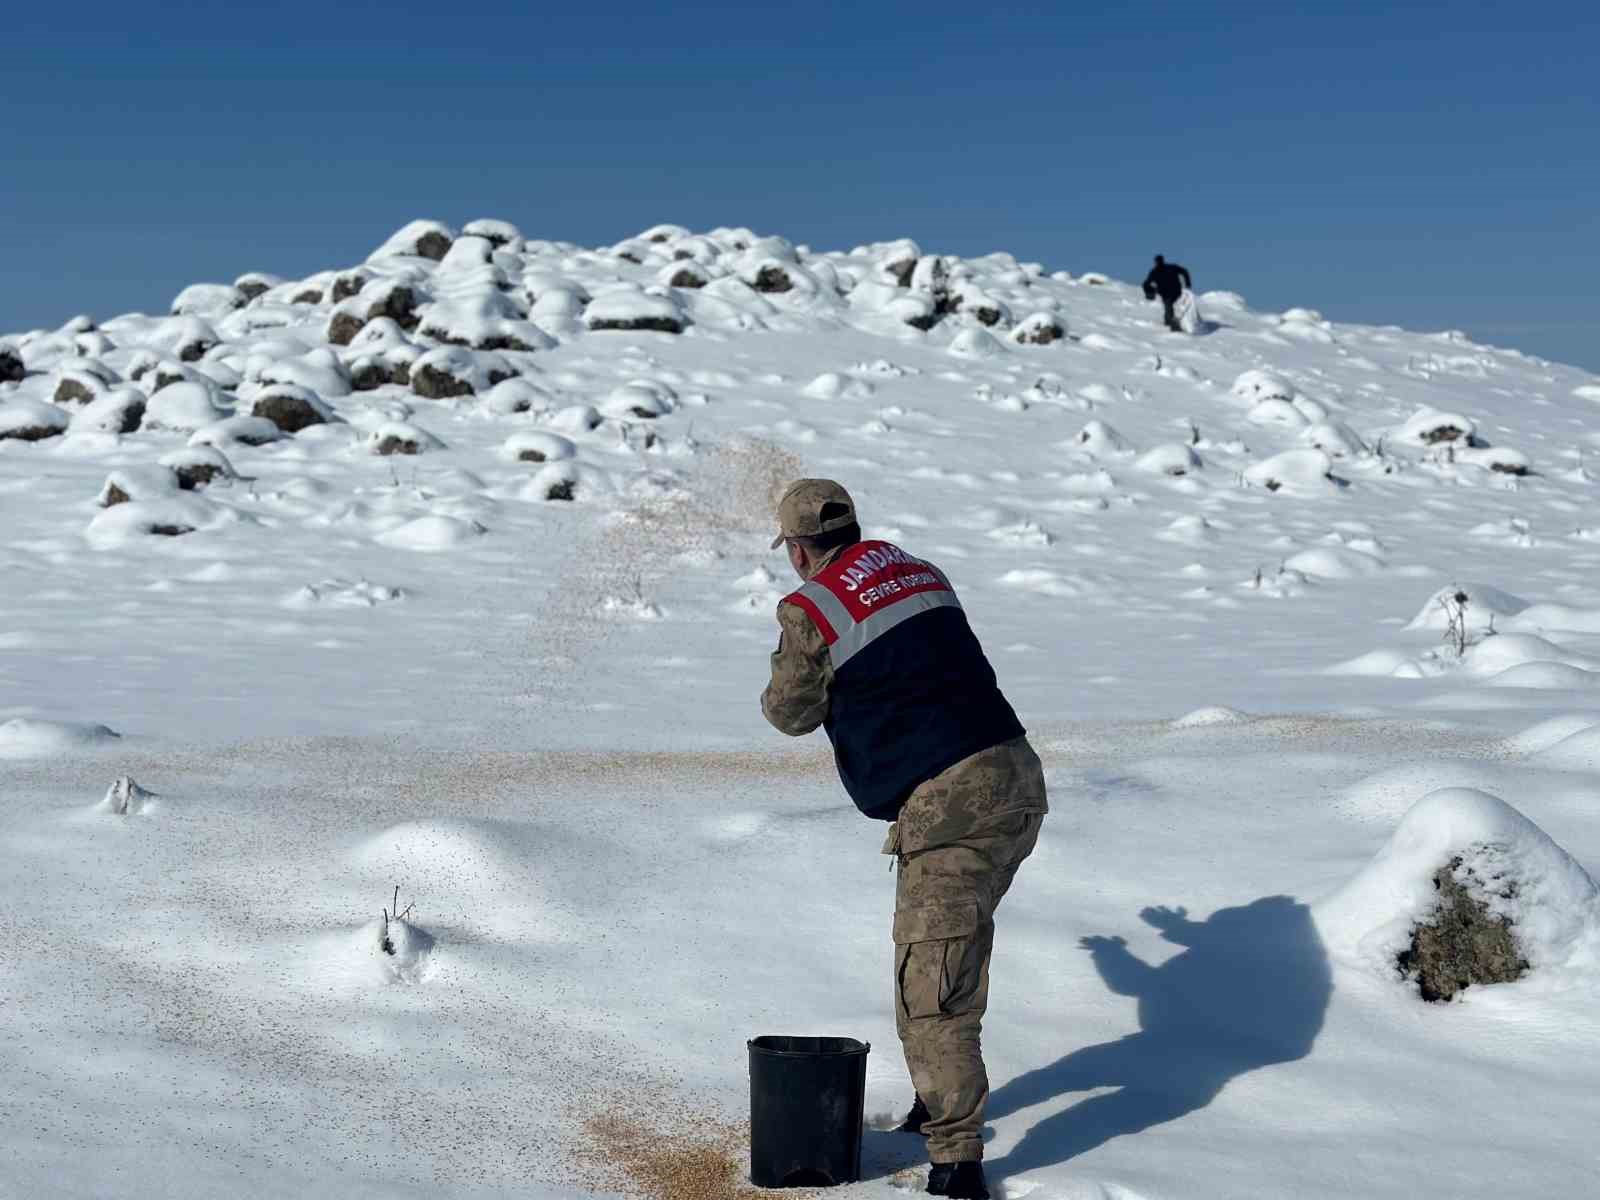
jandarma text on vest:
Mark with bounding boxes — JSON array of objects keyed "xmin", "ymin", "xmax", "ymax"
[{"xmin": 837, "ymin": 544, "xmax": 916, "ymax": 591}]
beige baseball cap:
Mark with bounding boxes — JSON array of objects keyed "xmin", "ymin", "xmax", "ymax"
[{"xmin": 770, "ymin": 478, "xmax": 857, "ymax": 548}]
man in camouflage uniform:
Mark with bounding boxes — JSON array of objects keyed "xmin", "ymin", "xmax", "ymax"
[{"xmin": 761, "ymin": 479, "xmax": 1047, "ymax": 1200}]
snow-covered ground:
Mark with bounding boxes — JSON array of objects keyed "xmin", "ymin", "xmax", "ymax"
[{"xmin": 3, "ymin": 222, "xmax": 1599, "ymax": 1198}]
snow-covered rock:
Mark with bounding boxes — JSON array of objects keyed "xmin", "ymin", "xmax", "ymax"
[
  {"xmin": 584, "ymin": 290, "xmax": 687, "ymax": 334},
  {"xmin": 1316, "ymin": 788, "xmax": 1600, "ymax": 993},
  {"xmin": 1397, "ymin": 407, "xmax": 1477, "ymax": 447},
  {"xmin": 144, "ymin": 382, "xmax": 224, "ymax": 432},
  {"xmin": 1244, "ymin": 449, "xmax": 1338, "ymax": 494},
  {"xmin": 0, "ymin": 398, "xmax": 70, "ymax": 441}
]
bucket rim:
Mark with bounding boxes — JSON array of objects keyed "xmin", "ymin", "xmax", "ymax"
[{"xmin": 748, "ymin": 1035, "xmax": 871, "ymax": 1057}]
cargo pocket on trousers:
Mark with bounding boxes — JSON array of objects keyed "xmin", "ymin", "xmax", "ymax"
[{"xmin": 893, "ymin": 900, "xmax": 980, "ymax": 1021}]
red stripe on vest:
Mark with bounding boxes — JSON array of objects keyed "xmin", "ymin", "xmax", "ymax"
[
  {"xmin": 785, "ymin": 590, "xmax": 838, "ymax": 644},
  {"xmin": 813, "ymin": 540, "xmax": 951, "ymax": 623}
]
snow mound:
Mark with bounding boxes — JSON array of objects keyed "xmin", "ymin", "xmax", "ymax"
[
  {"xmin": 584, "ymin": 289, "xmax": 687, "ymax": 334},
  {"xmin": 349, "ymin": 819, "xmax": 562, "ymax": 942},
  {"xmin": 97, "ymin": 775, "xmax": 155, "ymax": 815},
  {"xmin": 1531, "ymin": 725, "xmax": 1600, "ymax": 772},
  {"xmin": 144, "ymin": 382, "xmax": 225, "ymax": 432},
  {"xmin": 1071, "ymin": 419, "xmax": 1133, "ymax": 458},
  {"xmin": 283, "ymin": 578, "xmax": 403, "ymax": 609},
  {"xmin": 0, "ymin": 398, "xmax": 71, "ymax": 441},
  {"xmin": 1506, "ymin": 604, "xmax": 1600, "ymax": 635},
  {"xmin": 1405, "ymin": 583, "xmax": 1529, "ymax": 632},
  {"xmin": 1501, "ymin": 715, "xmax": 1600, "ymax": 756},
  {"xmin": 0, "ymin": 717, "xmax": 121, "ymax": 759},
  {"xmin": 307, "ymin": 917, "xmax": 437, "ymax": 989},
  {"xmin": 1325, "ymin": 649, "xmax": 1417, "ymax": 677},
  {"xmin": 1484, "ymin": 663, "xmax": 1599, "ymax": 690},
  {"xmin": 502, "ymin": 432, "xmax": 576, "ymax": 463},
  {"xmin": 802, "ymin": 372, "xmax": 873, "ymax": 400},
  {"xmin": 375, "ymin": 515, "xmax": 487, "ymax": 551},
  {"xmin": 1171, "ymin": 706, "xmax": 1250, "ymax": 728},
  {"xmin": 1458, "ymin": 633, "xmax": 1600, "ymax": 679},
  {"xmin": 84, "ymin": 495, "xmax": 240, "ymax": 546},
  {"xmin": 1284, "ymin": 547, "xmax": 1383, "ymax": 580},
  {"xmin": 1396, "ymin": 408, "xmax": 1476, "ymax": 447},
  {"xmin": 1134, "ymin": 443, "xmax": 1200, "ymax": 476},
  {"xmin": 1315, "ymin": 789, "xmax": 1600, "ymax": 985},
  {"xmin": 1244, "ymin": 449, "xmax": 1338, "ymax": 495},
  {"xmin": 1231, "ymin": 369, "xmax": 1295, "ymax": 403}
]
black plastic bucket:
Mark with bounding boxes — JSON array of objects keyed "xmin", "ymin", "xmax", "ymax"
[{"xmin": 748, "ymin": 1035, "xmax": 870, "ymax": 1188}]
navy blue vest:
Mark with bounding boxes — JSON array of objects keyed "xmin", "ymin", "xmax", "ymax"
[{"xmin": 782, "ymin": 540, "xmax": 1024, "ymax": 820}]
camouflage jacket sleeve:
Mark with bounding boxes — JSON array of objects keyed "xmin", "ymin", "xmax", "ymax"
[{"xmin": 761, "ymin": 601, "xmax": 833, "ymax": 736}]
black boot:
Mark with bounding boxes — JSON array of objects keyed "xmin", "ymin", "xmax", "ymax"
[
  {"xmin": 897, "ymin": 1093, "xmax": 931, "ymax": 1135},
  {"xmin": 928, "ymin": 1160, "xmax": 990, "ymax": 1199}
]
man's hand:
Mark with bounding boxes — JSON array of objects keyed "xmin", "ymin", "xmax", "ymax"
[{"xmin": 1079, "ymin": 934, "xmax": 1127, "ymax": 953}]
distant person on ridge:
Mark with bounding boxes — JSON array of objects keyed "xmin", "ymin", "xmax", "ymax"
[
  {"xmin": 761, "ymin": 479, "xmax": 1048, "ymax": 1200},
  {"xmin": 1142, "ymin": 254, "xmax": 1192, "ymax": 332}
]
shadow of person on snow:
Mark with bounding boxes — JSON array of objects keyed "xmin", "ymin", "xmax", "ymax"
[{"xmin": 987, "ymin": 895, "xmax": 1330, "ymax": 1179}]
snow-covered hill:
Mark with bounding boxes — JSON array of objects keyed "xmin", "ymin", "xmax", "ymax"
[{"xmin": 2, "ymin": 222, "xmax": 1599, "ymax": 1199}]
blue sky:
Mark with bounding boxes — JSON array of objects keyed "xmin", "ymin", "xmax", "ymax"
[{"xmin": 4, "ymin": 1, "xmax": 1596, "ymax": 369}]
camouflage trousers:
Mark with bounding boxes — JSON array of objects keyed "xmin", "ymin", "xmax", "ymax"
[{"xmin": 886, "ymin": 737, "xmax": 1047, "ymax": 1164}]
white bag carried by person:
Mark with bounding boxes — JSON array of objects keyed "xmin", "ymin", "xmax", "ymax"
[{"xmin": 1174, "ymin": 289, "xmax": 1202, "ymax": 334}]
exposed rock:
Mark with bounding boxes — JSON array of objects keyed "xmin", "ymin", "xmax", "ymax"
[
  {"xmin": 752, "ymin": 265, "xmax": 794, "ymax": 293},
  {"xmin": 0, "ymin": 347, "xmax": 25, "ymax": 383},
  {"xmin": 504, "ymin": 432, "xmax": 577, "ymax": 463},
  {"xmin": 1399, "ymin": 408, "xmax": 1477, "ymax": 447},
  {"xmin": 462, "ymin": 218, "xmax": 522, "ymax": 249},
  {"xmin": 365, "ymin": 421, "xmax": 441, "ymax": 456},
  {"xmin": 588, "ymin": 314, "xmax": 685, "ymax": 334},
  {"xmin": 350, "ymin": 357, "xmax": 412, "ymax": 391},
  {"xmin": 1013, "ymin": 313, "xmax": 1067, "ymax": 345},
  {"xmin": 412, "ymin": 361, "xmax": 475, "ymax": 399},
  {"xmin": 96, "ymin": 466, "xmax": 180, "ymax": 508},
  {"xmin": 331, "ymin": 285, "xmax": 427, "ymax": 348},
  {"xmin": 1399, "ymin": 857, "xmax": 1530, "ymax": 1002},
  {"xmin": 374, "ymin": 434, "xmax": 419, "ymax": 455},
  {"xmin": 369, "ymin": 284, "xmax": 420, "ymax": 330},
  {"xmin": 881, "ymin": 245, "xmax": 920, "ymax": 287},
  {"xmin": 72, "ymin": 390, "xmax": 146, "ymax": 434},
  {"xmin": 415, "ymin": 230, "xmax": 452, "ymax": 261},
  {"xmin": 669, "ymin": 266, "xmax": 709, "ymax": 289},
  {"xmin": 234, "ymin": 273, "xmax": 282, "ymax": 302},
  {"xmin": 99, "ymin": 775, "xmax": 155, "ymax": 815},
  {"xmin": 177, "ymin": 333, "xmax": 216, "ymax": 363},
  {"xmin": 292, "ymin": 288, "xmax": 325, "ymax": 305},
  {"xmin": 151, "ymin": 365, "xmax": 194, "ymax": 393},
  {"xmin": 252, "ymin": 385, "xmax": 334, "ymax": 433},
  {"xmin": 481, "ymin": 333, "xmax": 536, "ymax": 352},
  {"xmin": 332, "ymin": 271, "xmax": 371, "ymax": 303},
  {"xmin": 600, "ymin": 381, "xmax": 675, "ymax": 421},
  {"xmin": 53, "ymin": 369, "xmax": 109, "ymax": 406},
  {"xmin": 328, "ymin": 312, "xmax": 367, "ymax": 347},
  {"xmin": 160, "ymin": 446, "xmax": 238, "ymax": 490}
]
